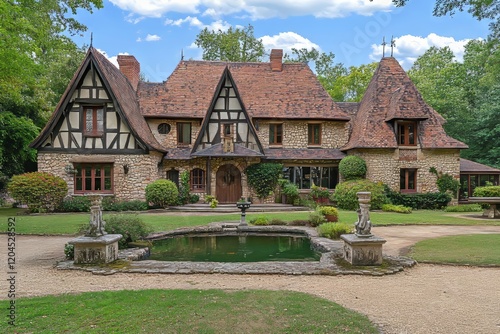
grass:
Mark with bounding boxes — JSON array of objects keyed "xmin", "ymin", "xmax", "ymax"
[
  {"xmin": 408, "ymin": 234, "xmax": 500, "ymax": 266},
  {"xmin": 0, "ymin": 289, "xmax": 378, "ymax": 334},
  {"xmin": 0, "ymin": 208, "xmax": 498, "ymax": 235}
]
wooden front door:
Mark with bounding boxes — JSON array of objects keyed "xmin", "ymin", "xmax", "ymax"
[{"xmin": 216, "ymin": 164, "xmax": 242, "ymax": 203}]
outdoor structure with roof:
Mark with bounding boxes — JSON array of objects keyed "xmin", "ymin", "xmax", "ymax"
[
  {"xmin": 459, "ymin": 159, "xmax": 500, "ymax": 201},
  {"xmin": 31, "ymin": 47, "xmax": 485, "ymax": 203}
]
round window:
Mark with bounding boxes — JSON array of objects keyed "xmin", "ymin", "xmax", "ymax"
[{"xmin": 158, "ymin": 123, "xmax": 171, "ymax": 134}]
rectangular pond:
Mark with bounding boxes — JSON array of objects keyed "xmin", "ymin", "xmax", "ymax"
[{"xmin": 149, "ymin": 234, "xmax": 321, "ymax": 262}]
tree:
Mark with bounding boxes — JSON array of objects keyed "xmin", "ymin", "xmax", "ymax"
[
  {"xmin": 328, "ymin": 63, "xmax": 378, "ymax": 102},
  {"xmin": 195, "ymin": 24, "xmax": 265, "ymax": 62},
  {"xmin": 386, "ymin": 0, "xmax": 500, "ymax": 38}
]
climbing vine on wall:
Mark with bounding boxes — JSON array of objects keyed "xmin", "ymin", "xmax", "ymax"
[{"xmin": 245, "ymin": 163, "xmax": 283, "ymax": 199}]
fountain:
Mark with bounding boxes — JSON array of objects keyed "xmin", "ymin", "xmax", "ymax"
[
  {"xmin": 68, "ymin": 195, "xmax": 122, "ymax": 264},
  {"xmin": 236, "ymin": 197, "xmax": 251, "ymax": 226},
  {"xmin": 340, "ymin": 192, "xmax": 386, "ymax": 265}
]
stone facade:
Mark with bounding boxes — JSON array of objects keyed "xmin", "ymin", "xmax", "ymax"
[
  {"xmin": 147, "ymin": 119, "xmax": 201, "ymax": 149},
  {"xmin": 38, "ymin": 152, "xmax": 164, "ymax": 201},
  {"xmin": 347, "ymin": 148, "xmax": 461, "ymax": 193}
]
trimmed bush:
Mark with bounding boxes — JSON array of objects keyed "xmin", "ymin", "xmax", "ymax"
[
  {"xmin": 8, "ymin": 172, "xmax": 67, "ymax": 213},
  {"xmin": 250, "ymin": 216, "xmax": 269, "ymax": 226},
  {"xmin": 473, "ymin": 186, "xmax": 500, "ymax": 197},
  {"xmin": 102, "ymin": 198, "xmax": 148, "ymax": 211},
  {"xmin": 318, "ymin": 222, "xmax": 354, "ymax": 239},
  {"xmin": 246, "ymin": 163, "xmax": 283, "ymax": 199},
  {"xmin": 333, "ymin": 180, "xmax": 387, "ymax": 211},
  {"xmin": 59, "ymin": 196, "xmax": 91, "ymax": 212},
  {"xmin": 444, "ymin": 204, "xmax": 483, "ymax": 212},
  {"xmin": 104, "ymin": 214, "xmax": 153, "ymax": 249},
  {"xmin": 145, "ymin": 179, "xmax": 179, "ymax": 207},
  {"xmin": 339, "ymin": 156, "xmax": 367, "ymax": 180},
  {"xmin": 386, "ymin": 191, "xmax": 451, "ymax": 210},
  {"xmin": 381, "ymin": 204, "xmax": 412, "ymax": 214}
]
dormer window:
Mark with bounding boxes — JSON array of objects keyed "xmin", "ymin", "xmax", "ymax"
[
  {"xmin": 397, "ymin": 121, "xmax": 417, "ymax": 146},
  {"xmin": 177, "ymin": 122, "xmax": 191, "ymax": 145},
  {"xmin": 84, "ymin": 106, "xmax": 104, "ymax": 136},
  {"xmin": 269, "ymin": 123, "xmax": 283, "ymax": 145}
]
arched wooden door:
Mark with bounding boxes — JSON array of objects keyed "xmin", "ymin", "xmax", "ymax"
[{"xmin": 216, "ymin": 164, "xmax": 242, "ymax": 203}]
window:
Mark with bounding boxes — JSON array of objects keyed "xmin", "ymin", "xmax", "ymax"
[
  {"xmin": 285, "ymin": 166, "xmax": 339, "ymax": 189},
  {"xmin": 308, "ymin": 124, "xmax": 321, "ymax": 145},
  {"xmin": 269, "ymin": 124, "xmax": 283, "ymax": 145},
  {"xmin": 397, "ymin": 122, "xmax": 417, "ymax": 146},
  {"xmin": 74, "ymin": 164, "xmax": 113, "ymax": 194},
  {"xmin": 177, "ymin": 122, "xmax": 191, "ymax": 145},
  {"xmin": 84, "ymin": 107, "xmax": 104, "ymax": 136},
  {"xmin": 158, "ymin": 123, "xmax": 171, "ymax": 134},
  {"xmin": 400, "ymin": 168, "xmax": 417, "ymax": 193},
  {"xmin": 191, "ymin": 168, "xmax": 205, "ymax": 191}
]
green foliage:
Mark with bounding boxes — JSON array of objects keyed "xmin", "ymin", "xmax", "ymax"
[
  {"xmin": 178, "ymin": 171, "xmax": 190, "ymax": 205},
  {"xmin": 59, "ymin": 196, "xmax": 91, "ymax": 212},
  {"xmin": 269, "ymin": 218, "xmax": 287, "ymax": 226},
  {"xmin": 209, "ymin": 198, "xmax": 219, "ymax": 208},
  {"xmin": 64, "ymin": 243, "xmax": 74, "ymax": 260},
  {"xmin": 444, "ymin": 204, "xmax": 483, "ymax": 212},
  {"xmin": 318, "ymin": 206, "xmax": 339, "ymax": 222},
  {"xmin": 245, "ymin": 163, "xmax": 283, "ymax": 199},
  {"xmin": 333, "ymin": 180, "xmax": 387, "ymax": 210},
  {"xmin": 189, "ymin": 194, "xmax": 200, "ymax": 204},
  {"xmin": 472, "ymin": 186, "xmax": 500, "ymax": 197},
  {"xmin": 326, "ymin": 63, "xmax": 378, "ymax": 102},
  {"xmin": 8, "ymin": 172, "xmax": 67, "ymax": 212},
  {"xmin": 387, "ymin": 191, "xmax": 452, "ymax": 210},
  {"xmin": 280, "ymin": 179, "xmax": 299, "ymax": 204},
  {"xmin": 104, "ymin": 214, "xmax": 153, "ymax": 249},
  {"xmin": 381, "ymin": 204, "xmax": 412, "ymax": 214},
  {"xmin": 102, "ymin": 198, "xmax": 149, "ymax": 211},
  {"xmin": 249, "ymin": 216, "xmax": 269, "ymax": 226},
  {"xmin": 195, "ymin": 24, "xmax": 264, "ymax": 62},
  {"xmin": 310, "ymin": 184, "xmax": 330, "ymax": 199},
  {"xmin": 145, "ymin": 179, "xmax": 179, "ymax": 208},
  {"xmin": 318, "ymin": 222, "xmax": 354, "ymax": 239},
  {"xmin": 308, "ymin": 208, "xmax": 327, "ymax": 227},
  {"xmin": 339, "ymin": 156, "xmax": 367, "ymax": 180},
  {"xmin": 429, "ymin": 167, "xmax": 460, "ymax": 197},
  {"xmin": 287, "ymin": 219, "xmax": 309, "ymax": 226}
]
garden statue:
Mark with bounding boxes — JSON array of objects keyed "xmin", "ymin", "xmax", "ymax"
[
  {"xmin": 354, "ymin": 192, "xmax": 373, "ymax": 237},
  {"xmin": 86, "ymin": 195, "xmax": 107, "ymax": 237}
]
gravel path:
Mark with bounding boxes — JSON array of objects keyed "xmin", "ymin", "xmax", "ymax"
[{"xmin": 2, "ymin": 226, "xmax": 500, "ymax": 333}]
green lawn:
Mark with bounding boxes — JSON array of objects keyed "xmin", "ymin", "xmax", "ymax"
[
  {"xmin": 0, "ymin": 208, "xmax": 498, "ymax": 235},
  {"xmin": 0, "ymin": 289, "xmax": 378, "ymax": 334},
  {"xmin": 409, "ymin": 234, "xmax": 500, "ymax": 266}
]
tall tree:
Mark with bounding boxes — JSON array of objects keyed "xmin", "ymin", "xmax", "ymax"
[
  {"xmin": 327, "ymin": 63, "xmax": 378, "ymax": 102},
  {"xmin": 195, "ymin": 24, "xmax": 265, "ymax": 62}
]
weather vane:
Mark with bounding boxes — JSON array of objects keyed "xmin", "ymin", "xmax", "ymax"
[
  {"xmin": 390, "ymin": 36, "xmax": 396, "ymax": 57},
  {"xmin": 181, "ymin": 49, "xmax": 184, "ymax": 61},
  {"xmin": 90, "ymin": 32, "xmax": 93, "ymax": 47},
  {"xmin": 382, "ymin": 37, "xmax": 387, "ymax": 58}
]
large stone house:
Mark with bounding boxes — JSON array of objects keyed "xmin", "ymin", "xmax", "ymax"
[{"xmin": 30, "ymin": 47, "xmax": 469, "ymax": 203}]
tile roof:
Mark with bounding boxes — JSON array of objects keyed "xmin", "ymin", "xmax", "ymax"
[
  {"xmin": 342, "ymin": 57, "xmax": 468, "ymax": 150},
  {"xmin": 264, "ymin": 148, "xmax": 345, "ymax": 160},
  {"xmin": 137, "ymin": 60, "xmax": 350, "ymax": 121},
  {"xmin": 460, "ymin": 158, "xmax": 500, "ymax": 173}
]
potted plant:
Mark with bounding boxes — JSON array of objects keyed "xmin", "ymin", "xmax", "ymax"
[
  {"xmin": 310, "ymin": 184, "xmax": 330, "ymax": 204},
  {"xmin": 318, "ymin": 206, "xmax": 339, "ymax": 222}
]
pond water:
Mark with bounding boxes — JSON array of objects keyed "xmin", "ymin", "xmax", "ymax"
[{"xmin": 149, "ymin": 235, "xmax": 321, "ymax": 262}]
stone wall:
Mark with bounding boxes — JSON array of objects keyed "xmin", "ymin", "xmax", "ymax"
[
  {"xmin": 37, "ymin": 152, "xmax": 164, "ymax": 201},
  {"xmin": 347, "ymin": 148, "xmax": 461, "ymax": 192},
  {"xmin": 258, "ymin": 120, "xmax": 349, "ymax": 149},
  {"xmin": 147, "ymin": 119, "xmax": 201, "ymax": 149}
]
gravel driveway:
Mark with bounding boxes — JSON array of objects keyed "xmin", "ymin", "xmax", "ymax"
[{"xmin": 1, "ymin": 225, "xmax": 500, "ymax": 334}]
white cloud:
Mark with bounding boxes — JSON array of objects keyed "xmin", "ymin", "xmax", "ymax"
[
  {"xmin": 165, "ymin": 16, "xmax": 204, "ymax": 27},
  {"xmin": 110, "ymin": 0, "xmax": 394, "ymax": 19},
  {"xmin": 137, "ymin": 34, "xmax": 162, "ymax": 42},
  {"xmin": 96, "ymin": 49, "xmax": 130, "ymax": 68},
  {"xmin": 370, "ymin": 33, "xmax": 475, "ymax": 68},
  {"xmin": 260, "ymin": 32, "xmax": 320, "ymax": 56}
]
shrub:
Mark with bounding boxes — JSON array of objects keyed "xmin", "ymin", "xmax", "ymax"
[
  {"xmin": 310, "ymin": 184, "xmax": 330, "ymax": 200},
  {"xmin": 281, "ymin": 180, "xmax": 299, "ymax": 204},
  {"xmin": 269, "ymin": 218, "xmax": 287, "ymax": 225},
  {"xmin": 189, "ymin": 194, "xmax": 200, "ymax": 203},
  {"xmin": 308, "ymin": 208, "xmax": 327, "ymax": 227},
  {"xmin": 59, "ymin": 196, "xmax": 91, "ymax": 212},
  {"xmin": 209, "ymin": 198, "xmax": 218, "ymax": 208},
  {"xmin": 64, "ymin": 243, "xmax": 74, "ymax": 260},
  {"xmin": 104, "ymin": 214, "xmax": 153, "ymax": 249},
  {"xmin": 178, "ymin": 171, "xmax": 190, "ymax": 205},
  {"xmin": 473, "ymin": 186, "xmax": 500, "ymax": 197},
  {"xmin": 386, "ymin": 191, "xmax": 451, "ymax": 210},
  {"xmin": 318, "ymin": 222, "xmax": 354, "ymax": 239},
  {"xmin": 8, "ymin": 172, "xmax": 67, "ymax": 213},
  {"xmin": 287, "ymin": 219, "xmax": 309, "ymax": 226},
  {"xmin": 250, "ymin": 216, "xmax": 269, "ymax": 226},
  {"xmin": 381, "ymin": 204, "xmax": 412, "ymax": 214},
  {"xmin": 444, "ymin": 204, "xmax": 483, "ymax": 212},
  {"xmin": 429, "ymin": 167, "xmax": 460, "ymax": 197},
  {"xmin": 245, "ymin": 163, "xmax": 283, "ymax": 199},
  {"xmin": 339, "ymin": 156, "xmax": 367, "ymax": 180},
  {"xmin": 318, "ymin": 206, "xmax": 339, "ymax": 221},
  {"xmin": 333, "ymin": 179, "xmax": 387, "ymax": 211},
  {"xmin": 145, "ymin": 179, "xmax": 179, "ymax": 207}
]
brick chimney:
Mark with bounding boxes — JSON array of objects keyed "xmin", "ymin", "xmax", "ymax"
[
  {"xmin": 117, "ymin": 55, "xmax": 140, "ymax": 91},
  {"xmin": 270, "ymin": 49, "xmax": 283, "ymax": 72}
]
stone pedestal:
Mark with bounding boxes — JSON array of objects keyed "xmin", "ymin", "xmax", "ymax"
[
  {"xmin": 341, "ymin": 234, "xmax": 386, "ymax": 266},
  {"xmin": 69, "ymin": 234, "xmax": 122, "ymax": 264}
]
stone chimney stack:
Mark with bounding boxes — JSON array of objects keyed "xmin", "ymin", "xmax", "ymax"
[
  {"xmin": 270, "ymin": 49, "xmax": 283, "ymax": 72},
  {"xmin": 117, "ymin": 55, "xmax": 140, "ymax": 91}
]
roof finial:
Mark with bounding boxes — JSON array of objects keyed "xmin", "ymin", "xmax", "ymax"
[
  {"xmin": 181, "ymin": 49, "xmax": 184, "ymax": 61},
  {"xmin": 390, "ymin": 36, "xmax": 396, "ymax": 57},
  {"xmin": 382, "ymin": 37, "xmax": 387, "ymax": 58},
  {"xmin": 90, "ymin": 32, "xmax": 93, "ymax": 47}
]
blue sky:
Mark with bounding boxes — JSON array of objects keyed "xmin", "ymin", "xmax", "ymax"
[{"xmin": 71, "ymin": 0, "xmax": 491, "ymax": 82}]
